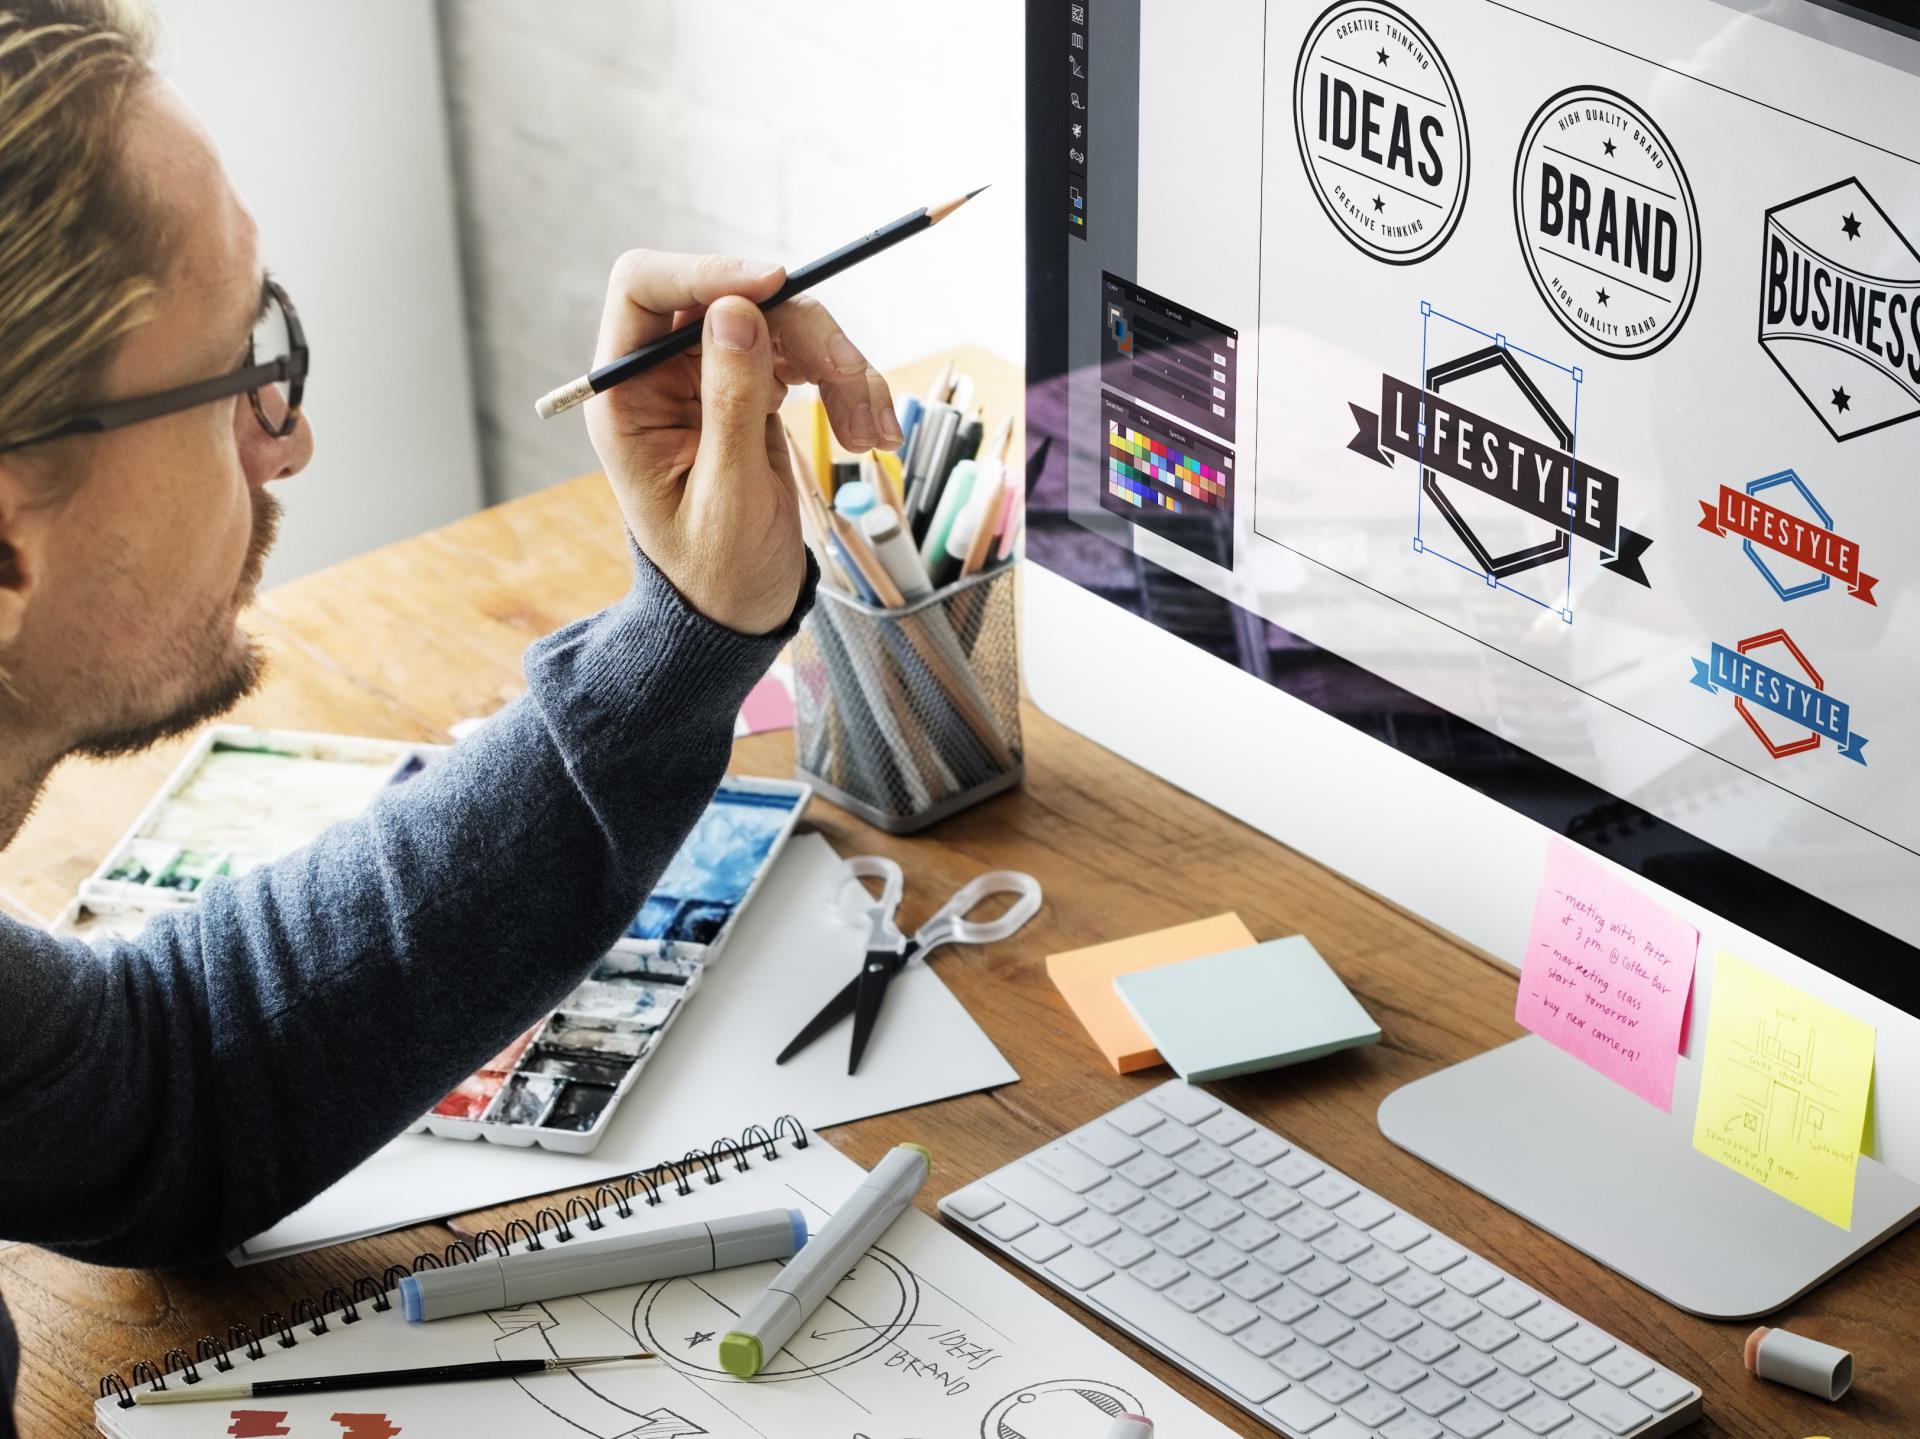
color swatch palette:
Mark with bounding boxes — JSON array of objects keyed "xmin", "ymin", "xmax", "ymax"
[{"xmin": 1108, "ymin": 422, "xmax": 1229, "ymax": 511}]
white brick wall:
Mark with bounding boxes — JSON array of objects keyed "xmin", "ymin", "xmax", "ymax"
[{"xmin": 439, "ymin": 0, "xmax": 1027, "ymax": 502}]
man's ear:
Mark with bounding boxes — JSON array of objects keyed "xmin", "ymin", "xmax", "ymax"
[{"xmin": 0, "ymin": 460, "xmax": 47, "ymax": 651}]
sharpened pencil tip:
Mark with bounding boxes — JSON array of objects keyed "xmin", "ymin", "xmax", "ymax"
[{"xmin": 928, "ymin": 185, "xmax": 991, "ymax": 224}]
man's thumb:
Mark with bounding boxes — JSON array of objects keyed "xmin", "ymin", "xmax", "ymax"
[{"xmin": 696, "ymin": 295, "xmax": 774, "ymax": 475}]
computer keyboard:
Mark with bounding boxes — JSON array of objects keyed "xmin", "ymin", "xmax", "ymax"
[{"xmin": 940, "ymin": 1081, "xmax": 1701, "ymax": 1439}]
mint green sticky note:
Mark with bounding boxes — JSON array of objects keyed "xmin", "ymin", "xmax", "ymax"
[{"xmin": 1113, "ymin": 937, "xmax": 1380, "ymax": 1082}]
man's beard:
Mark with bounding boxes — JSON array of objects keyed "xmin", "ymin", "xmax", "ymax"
[{"xmin": 73, "ymin": 488, "xmax": 282, "ymax": 760}]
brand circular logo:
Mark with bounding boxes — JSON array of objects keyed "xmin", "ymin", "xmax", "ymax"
[
  {"xmin": 1293, "ymin": 1, "xmax": 1469, "ymax": 265},
  {"xmin": 1513, "ymin": 86, "xmax": 1700, "ymax": 359}
]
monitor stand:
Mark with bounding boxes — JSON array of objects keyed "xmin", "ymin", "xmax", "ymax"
[{"xmin": 1378, "ymin": 1035, "xmax": 1920, "ymax": 1319}]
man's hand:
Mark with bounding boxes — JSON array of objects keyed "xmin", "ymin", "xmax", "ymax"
[{"xmin": 585, "ymin": 251, "xmax": 903, "ymax": 635}]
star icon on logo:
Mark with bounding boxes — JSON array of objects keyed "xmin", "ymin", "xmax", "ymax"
[
  {"xmin": 1376, "ymin": 47, "xmax": 1388, "ymax": 65},
  {"xmin": 1596, "ymin": 287, "xmax": 1610, "ymax": 307},
  {"xmin": 1602, "ymin": 138, "xmax": 1616, "ymax": 158},
  {"xmin": 1831, "ymin": 386, "xmax": 1852, "ymax": 414},
  {"xmin": 685, "ymin": 1331, "xmax": 713, "ymax": 1348},
  {"xmin": 1841, "ymin": 212, "xmax": 1862, "ymax": 241},
  {"xmin": 1373, "ymin": 194, "xmax": 1385, "ymax": 212}
]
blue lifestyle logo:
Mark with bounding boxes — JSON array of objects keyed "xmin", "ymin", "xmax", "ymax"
[{"xmin": 1690, "ymin": 630, "xmax": 1867, "ymax": 765}]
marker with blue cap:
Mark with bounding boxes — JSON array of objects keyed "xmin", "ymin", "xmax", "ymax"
[{"xmin": 399, "ymin": 1206, "xmax": 807, "ymax": 1323}]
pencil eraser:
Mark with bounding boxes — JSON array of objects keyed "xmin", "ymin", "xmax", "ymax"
[{"xmin": 719, "ymin": 1331, "xmax": 762, "ymax": 1378}]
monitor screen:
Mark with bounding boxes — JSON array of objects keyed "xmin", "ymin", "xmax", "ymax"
[{"xmin": 1025, "ymin": 0, "xmax": 1920, "ymax": 1014}]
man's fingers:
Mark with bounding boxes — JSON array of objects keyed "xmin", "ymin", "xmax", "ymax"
[
  {"xmin": 691, "ymin": 296, "xmax": 776, "ymax": 481},
  {"xmin": 768, "ymin": 297, "xmax": 904, "ymax": 451},
  {"xmin": 596, "ymin": 250, "xmax": 785, "ymax": 365}
]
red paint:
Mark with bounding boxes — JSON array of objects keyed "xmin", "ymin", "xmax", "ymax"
[
  {"xmin": 226, "ymin": 1413, "xmax": 291, "ymax": 1438},
  {"xmin": 331, "ymin": 1415, "xmax": 402, "ymax": 1439}
]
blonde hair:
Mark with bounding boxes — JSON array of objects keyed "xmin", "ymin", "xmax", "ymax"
[{"xmin": 0, "ymin": 0, "xmax": 159, "ymax": 455}]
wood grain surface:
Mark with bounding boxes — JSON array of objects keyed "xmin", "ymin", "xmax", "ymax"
[{"xmin": 1, "ymin": 350, "xmax": 1911, "ymax": 1438}]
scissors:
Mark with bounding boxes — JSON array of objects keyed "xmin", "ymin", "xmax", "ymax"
[{"xmin": 776, "ymin": 856, "xmax": 1042, "ymax": 1075}]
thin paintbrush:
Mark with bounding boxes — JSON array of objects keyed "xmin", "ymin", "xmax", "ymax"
[
  {"xmin": 132, "ymin": 1353, "xmax": 654, "ymax": 1405},
  {"xmin": 535, "ymin": 188, "xmax": 990, "ymax": 419}
]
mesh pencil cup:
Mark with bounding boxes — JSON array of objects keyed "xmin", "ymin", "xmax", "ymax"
[{"xmin": 792, "ymin": 564, "xmax": 1023, "ymax": 833}]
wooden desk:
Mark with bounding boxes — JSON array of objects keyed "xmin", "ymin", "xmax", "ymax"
[{"xmin": 2, "ymin": 350, "xmax": 1913, "ymax": 1437}]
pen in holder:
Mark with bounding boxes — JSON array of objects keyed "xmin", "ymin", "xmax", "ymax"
[{"xmin": 793, "ymin": 564, "xmax": 1022, "ymax": 833}]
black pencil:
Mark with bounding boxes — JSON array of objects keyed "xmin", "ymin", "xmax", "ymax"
[
  {"xmin": 534, "ymin": 187, "xmax": 989, "ymax": 420},
  {"xmin": 131, "ymin": 1352, "xmax": 654, "ymax": 1405}
]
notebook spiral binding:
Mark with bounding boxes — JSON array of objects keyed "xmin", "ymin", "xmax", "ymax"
[{"xmin": 96, "ymin": 1114, "xmax": 811, "ymax": 1409}]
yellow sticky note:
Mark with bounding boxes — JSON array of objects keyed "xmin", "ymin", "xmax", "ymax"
[
  {"xmin": 1046, "ymin": 914, "xmax": 1256, "ymax": 1073},
  {"xmin": 1691, "ymin": 951, "xmax": 1875, "ymax": 1228}
]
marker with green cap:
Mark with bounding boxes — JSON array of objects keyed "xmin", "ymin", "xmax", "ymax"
[{"xmin": 719, "ymin": 1143, "xmax": 932, "ymax": 1378}]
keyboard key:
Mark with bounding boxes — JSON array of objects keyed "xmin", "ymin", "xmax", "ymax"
[
  {"xmin": 1068, "ymin": 1122, "xmax": 1142, "ymax": 1168},
  {"xmin": 1457, "ymin": 1314, "xmax": 1519, "ymax": 1352},
  {"xmin": 1407, "ymin": 1236, "xmax": 1467, "ymax": 1274},
  {"xmin": 1334, "ymin": 1191, "xmax": 1396, "ymax": 1230},
  {"xmin": 1292, "ymin": 1257, "xmax": 1352, "ymax": 1296},
  {"xmin": 1259, "ymin": 1283, "xmax": 1319, "ymax": 1325},
  {"xmin": 1308, "ymin": 1362, "xmax": 1368, "ymax": 1405},
  {"xmin": 1369, "ymin": 1351, "xmax": 1430, "ymax": 1393},
  {"xmin": 1445, "ymin": 1258, "xmax": 1504, "ymax": 1296},
  {"xmin": 1224, "ymin": 1261, "xmax": 1283, "ymax": 1303},
  {"xmin": 1266, "ymin": 1386, "xmax": 1336, "ymax": 1433},
  {"xmin": 1314, "ymin": 1225, "xmax": 1373, "ymax": 1265},
  {"xmin": 1152, "ymin": 1173, "xmax": 1210, "ymax": 1209},
  {"xmin": 1554, "ymin": 1423, "xmax": 1613, "ymax": 1439},
  {"xmin": 1131, "ymin": 1252, "xmax": 1188, "ymax": 1290},
  {"xmin": 1118, "ymin": 1153, "xmax": 1176, "ymax": 1189},
  {"xmin": 1322, "ymin": 1285, "xmax": 1384, "ymax": 1326},
  {"xmin": 1421, "ymin": 1291, "xmax": 1482, "ymax": 1330},
  {"xmin": 1301, "ymin": 1172, "xmax": 1360, "ymax": 1209},
  {"xmin": 1507, "ymin": 1393, "xmax": 1573, "ymax": 1434},
  {"xmin": 1256, "ymin": 1234, "xmax": 1316, "ymax": 1273},
  {"xmin": 1280, "ymin": 1205, "xmax": 1339, "ymax": 1243},
  {"xmin": 1499, "ymin": 1337, "xmax": 1557, "ymax": 1376},
  {"xmin": 1572, "ymin": 1381, "xmax": 1653, "ymax": 1434},
  {"xmin": 1093, "ymin": 1230, "xmax": 1152, "ymax": 1267},
  {"xmin": 1157, "ymin": 1219, "xmax": 1211, "ymax": 1257},
  {"xmin": 1045, "ymin": 1247, "xmax": 1113, "ymax": 1291},
  {"xmin": 1232, "ymin": 1130, "xmax": 1289, "ymax": 1167},
  {"xmin": 1088, "ymin": 1271, "xmax": 1285, "ymax": 1404},
  {"xmin": 1294, "ymin": 1307, "xmax": 1354, "ymax": 1347},
  {"xmin": 1588, "ymin": 1350, "xmax": 1652, "ymax": 1389},
  {"xmin": 944, "ymin": 1184, "xmax": 1004, "ymax": 1221},
  {"xmin": 1142, "ymin": 1121, "xmax": 1199, "ymax": 1157},
  {"xmin": 1435, "ymin": 1348, "xmax": 1496, "ymax": 1387},
  {"xmin": 1516, "ymin": 1303, "xmax": 1577, "ymax": 1343},
  {"xmin": 1533, "ymin": 1359, "xmax": 1593, "ymax": 1401},
  {"xmin": 1165, "ymin": 1274, "xmax": 1225, "ymax": 1313},
  {"xmin": 980, "ymin": 1204, "xmax": 1037, "ymax": 1241},
  {"xmin": 1553, "ymin": 1326, "xmax": 1614, "ymax": 1366},
  {"xmin": 1268, "ymin": 1151, "xmax": 1325, "ymax": 1187},
  {"xmin": 1012, "ymin": 1225, "xmax": 1070, "ymax": 1263},
  {"xmin": 1276, "ymin": 1341, "xmax": 1333, "ymax": 1381},
  {"xmin": 1175, "ymin": 1139, "xmax": 1234, "ymax": 1178},
  {"xmin": 1117, "ymin": 1197, "xmax": 1177, "ymax": 1235},
  {"xmin": 1236, "ymin": 1316, "xmax": 1295, "ymax": 1357},
  {"xmin": 1221, "ymin": 1214, "xmax": 1279, "ymax": 1252},
  {"xmin": 1480, "ymin": 1281, "xmax": 1540, "ymax": 1319},
  {"xmin": 1627, "ymin": 1371, "xmax": 1693, "ymax": 1413},
  {"xmin": 1029, "ymin": 1142, "xmax": 1110, "ymax": 1193},
  {"xmin": 989, "ymin": 1166, "xmax": 1086, "ymax": 1225},
  {"xmin": 1472, "ymin": 1371, "xmax": 1534, "ymax": 1411},
  {"xmin": 1107, "ymin": 1100, "xmax": 1166, "ymax": 1136},
  {"xmin": 1404, "ymin": 1375, "xmax": 1467, "ymax": 1416},
  {"xmin": 1147, "ymin": 1083, "xmax": 1220, "ymax": 1126},
  {"xmin": 1245, "ymin": 1182, "xmax": 1304, "ymax": 1220},
  {"xmin": 1086, "ymin": 1177, "xmax": 1145, "ymax": 1215},
  {"xmin": 1438, "ymin": 1396, "xmax": 1504, "ymax": 1438},
  {"xmin": 1345, "ymin": 1385, "xmax": 1405, "ymax": 1428},
  {"xmin": 1399, "ymin": 1322, "xmax": 1459, "ymax": 1364},
  {"xmin": 1191, "ymin": 1241, "xmax": 1248, "ymax": 1280},
  {"xmin": 1316, "ymin": 1416, "xmax": 1373, "ymax": 1439},
  {"xmin": 1188, "ymin": 1193, "xmax": 1245, "ymax": 1230},
  {"xmin": 1385, "ymin": 1270, "xmax": 1446, "ymax": 1307},
  {"xmin": 1361, "ymin": 1302, "xmax": 1422, "ymax": 1341},
  {"xmin": 1213, "ymin": 1161, "xmax": 1267, "ymax": 1199},
  {"xmin": 1330, "ymin": 1330, "xmax": 1392, "ymax": 1369},
  {"xmin": 1199, "ymin": 1294, "xmax": 1260, "ymax": 1335},
  {"xmin": 1061, "ymin": 1208, "xmax": 1120, "ymax": 1247},
  {"xmin": 1199, "ymin": 1110, "xmax": 1255, "ymax": 1146},
  {"xmin": 1372, "ymin": 1215, "xmax": 1430, "ymax": 1252},
  {"xmin": 1382, "ymin": 1415, "xmax": 1443, "ymax": 1439}
]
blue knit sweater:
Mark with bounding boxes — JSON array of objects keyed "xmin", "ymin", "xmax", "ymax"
[{"xmin": 0, "ymin": 547, "xmax": 808, "ymax": 1435}]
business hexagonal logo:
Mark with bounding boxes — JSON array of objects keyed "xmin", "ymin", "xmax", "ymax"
[
  {"xmin": 1759, "ymin": 177, "xmax": 1920, "ymax": 441},
  {"xmin": 1690, "ymin": 629, "xmax": 1868, "ymax": 765},
  {"xmin": 1696, "ymin": 469, "xmax": 1878, "ymax": 605},
  {"xmin": 1293, "ymin": 0, "xmax": 1469, "ymax": 265},
  {"xmin": 1345, "ymin": 303, "xmax": 1653, "ymax": 620}
]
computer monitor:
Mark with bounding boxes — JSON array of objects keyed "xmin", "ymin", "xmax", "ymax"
[{"xmin": 1023, "ymin": 0, "xmax": 1920, "ymax": 1319}]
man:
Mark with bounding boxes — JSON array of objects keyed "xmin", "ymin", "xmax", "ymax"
[{"xmin": 0, "ymin": 4, "xmax": 904, "ymax": 1432}]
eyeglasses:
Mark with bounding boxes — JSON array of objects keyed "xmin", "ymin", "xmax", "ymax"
[{"xmin": 0, "ymin": 278, "xmax": 308, "ymax": 456}]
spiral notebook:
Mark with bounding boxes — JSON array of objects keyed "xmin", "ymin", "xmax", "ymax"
[{"xmin": 95, "ymin": 1120, "xmax": 1238, "ymax": 1439}]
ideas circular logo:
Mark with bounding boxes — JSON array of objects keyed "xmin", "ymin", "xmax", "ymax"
[
  {"xmin": 1293, "ymin": 1, "xmax": 1469, "ymax": 265},
  {"xmin": 1513, "ymin": 86, "xmax": 1700, "ymax": 359}
]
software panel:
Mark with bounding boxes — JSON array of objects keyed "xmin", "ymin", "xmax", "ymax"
[{"xmin": 1030, "ymin": 0, "xmax": 1918, "ymax": 992}]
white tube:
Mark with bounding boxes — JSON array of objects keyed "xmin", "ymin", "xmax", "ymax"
[{"xmin": 1746, "ymin": 1325, "xmax": 1852, "ymax": 1401}]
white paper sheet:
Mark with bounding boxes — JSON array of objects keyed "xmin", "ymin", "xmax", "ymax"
[
  {"xmin": 112, "ymin": 1140, "xmax": 1234, "ymax": 1439},
  {"xmin": 237, "ymin": 836, "xmax": 1018, "ymax": 1262}
]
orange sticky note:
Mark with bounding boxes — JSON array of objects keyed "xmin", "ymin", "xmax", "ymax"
[{"xmin": 1047, "ymin": 914, "xmax": 1257, "ymax": 1072}]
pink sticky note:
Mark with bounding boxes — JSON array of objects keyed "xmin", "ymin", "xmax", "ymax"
[
  {"xmin": 735, "ymin": 662, "xmax": 796, "ymax": 737},
  {"xmin": 1515, "ymin": 843, "xmax": 1700, "ymax": 1111}
]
